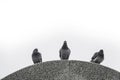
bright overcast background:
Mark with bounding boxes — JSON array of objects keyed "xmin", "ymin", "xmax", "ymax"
[{"xmin": 0, "ymin": 0, "xmax": 120, "ymax": 79}]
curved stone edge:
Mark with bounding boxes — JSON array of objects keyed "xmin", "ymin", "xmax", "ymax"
[{"xmin": 2, "ymin": 60, "xmax": 120, "ymax": 80}]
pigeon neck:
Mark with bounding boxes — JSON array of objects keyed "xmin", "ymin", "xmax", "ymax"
[
  {"xmin": 33, "ymin": 50, "xmax": 38, "ymax": 54},
  {"xmin": 99, "ymin": 53, "xmax": 104, "ymax": 57}
]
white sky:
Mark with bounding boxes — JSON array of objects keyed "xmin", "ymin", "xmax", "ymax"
[{"xmin": 0, "ymin": 0, "xmax": 120, "ymax": 79}]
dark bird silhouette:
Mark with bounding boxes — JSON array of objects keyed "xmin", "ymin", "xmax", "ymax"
[
  {"xmin": 32, "ymin": 48, "xmax": 42, "ymax": 64},
  {"xmin": 91, "ymin": 49, "xmax": 104, "ymax": 64},
  {"xmin": 59, "ymin": 41, "xmax": 71, "ymax": 60}
]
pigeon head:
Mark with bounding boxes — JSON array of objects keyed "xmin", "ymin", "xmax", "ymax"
[
  {"xmin": 33, "ymin": 48, "xmax": 38, "ymax": 52},
  {"xmin": 62, "ymin": 41, "xmax": 69, "ymax": 49},
  {"xmin": 99, "ymin": 49, "xmax": 104, "ymax": 57},
  {"xmin": 99, "ymin": 49, "xmax": 103, "ymax": 53}
]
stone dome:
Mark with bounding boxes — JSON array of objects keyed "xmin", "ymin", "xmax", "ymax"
[{"xmin": 2, "ymin": 60, "xmax": 120, "ymax": 80}]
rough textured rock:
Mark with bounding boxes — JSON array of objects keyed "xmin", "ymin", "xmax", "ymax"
[{"xmin": 2, "ymin": 60, "xmax": 120, "ymax": 80}]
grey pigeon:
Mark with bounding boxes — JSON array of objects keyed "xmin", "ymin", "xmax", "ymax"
[
  {"xmin": 91, "ymin": 49, "xmax": 104, "ymax": 64},
  {"xmin": 59, "ymin": 41, "xmax": 71, "ymax": 60},
  {"xmin": 32, "ymin": 48, "xmax": 42, "ymax": 64}
]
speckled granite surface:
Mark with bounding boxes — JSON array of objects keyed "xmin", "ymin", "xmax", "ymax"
[{"xmin": 2, "ymin": 60, "xmax": 120, "ymax": 80}]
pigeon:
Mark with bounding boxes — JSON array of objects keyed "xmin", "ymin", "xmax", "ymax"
[
  {"xmin": 59, "ymin": 41, "xmax": 71, "ymax": 60},
  {"xmin": 32, "ymin": 48, "xmax": 42, "ymax": 64},
  {"xmin": 91, "ymin": 49, "xmax": 104, "ymax": 64}
]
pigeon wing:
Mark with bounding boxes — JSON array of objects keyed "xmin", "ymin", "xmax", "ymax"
[{"xmin": 92, "ymin": 53, "xmax": 98, "ymax": 59}]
